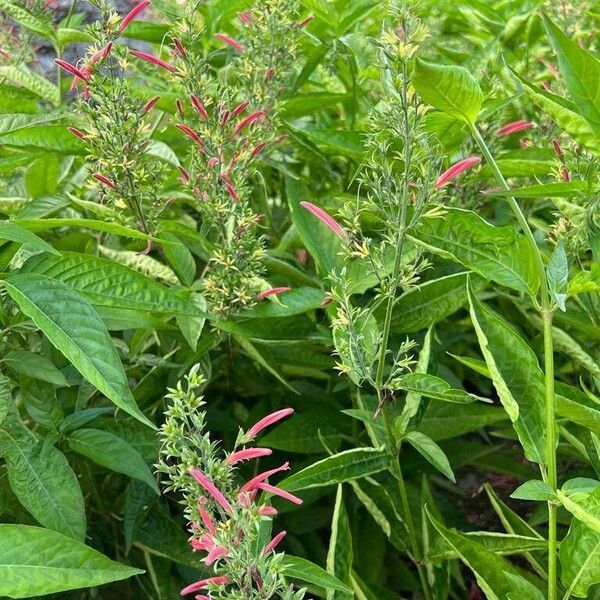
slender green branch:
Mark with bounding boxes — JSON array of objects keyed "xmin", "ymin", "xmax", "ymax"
[{"xmin": 469, "ymin": 123, "xmax": 558, "ymax": 600}]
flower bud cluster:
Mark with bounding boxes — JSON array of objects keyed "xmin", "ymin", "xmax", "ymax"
[{"xmin": 157, "ymin": 365, "xmax": 305, "ymax": 600}]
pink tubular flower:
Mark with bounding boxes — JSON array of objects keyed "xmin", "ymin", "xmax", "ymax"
[
  {"xmin": 173, "ymin": 37, "xmax": 186, "ymax": 57},
  {"xmin": 92, "ymin": 173, "xmax": 116, "ymax": 189},
  {"xmin": 54, "ymin": 59, "xmax": 89, "ymax": 81},
  {"xmin": 176, "ymin": 123, "xmax": 204, "ymax": 147},
  {"xmin": 204, "ymin": 545, "xmax": 228, "ymax": 566},
  {"xmin": 561, "ymin": 167, "xmax": 570, "ymax": 182},
  {"xmin": 191, "ymin": 95, "xmax": 208, "ymax": 120},
  {"xmin": 226, "ymin": 447, "xmax": 273, "ymax": 464},
  {"xmin": 552, "ymin": 138, "xmax": 563, "ymax": 158},
  {"xmin": 251, "ymin": 141, "xmax": 267, "ymax": 157},
  {"xmin": 189, "ymin": 469, "xmax": 232, "ymax": 513},
  {"xmin": 68, "ymin": 127, "xmax": 86, "ymax": 140},
  {"xmin": 496, "ymin": 120, "xmax": 535, "ymax": 136},
  {"xmin": 434, "ymin": 156, "xmax": 481, "ymax": 189},
  {"xmin": 238, "ymin": 11, "xmax": 252, "ymax": 25},
  {"xmin": 258, "ymin": 505, "xmax": 278, "ymax": 516},
  {"xmin": 178, "ymin": 165, "xmax": 191, "ymax": 183},
  {"xmin": 198, "ymin": 506, "xmax": 216, "ymax": 535},
  {"xmin": 233, "ymin": 110, "xmax": 266, "ymax": 135},
  {"xmin": 232, "ymin": 101, "xmax": 249, "ymax": 117},
  {"xmin": 240, "ymin": 462, "xmax": 290, "ymax": 493},
  {"xmin": 299, "ymin": 201, "xmax": 345, "ymax": 238},
  {"xmin": 90, "ymin": 42, "xmax": 112, "ymax": 63},
  {"xmin": 143, "ymin": 95, "xmax": 160, "ymax": 113},
  {"xmin": 180, "ymin": 576, "xmax": 230, "ymax": 596},
  {"xmin": 130, "ymin": 49, "xmax": 176, "ymax": 72},
  {"xmin": 257, "ymin": 482, "xmax": 303, "ymax": 505},
  {"xmin": 263, "ymin": 531, "xmax": 286, "ymax": 555},
  {"xmin": 176, "ymin": 99, "xmax": 185, "ymax": 117},
  {"xmin": 246, "ymin": 408, "xmax": 294, "ymax": 440},
  {"xmin": 299, "ymin": 15, "xmax": 315, "ymax": 28},
  {"xmin": 119, "ymin": 0, "xmax": 150, "ymax": 32},
  {"xmin": 256, "ymin": 287, "xmax": 291, "ymax": 300},
  {"xmin": 215, "ymin": 33, "xmax": 246, "ymax": 53}
]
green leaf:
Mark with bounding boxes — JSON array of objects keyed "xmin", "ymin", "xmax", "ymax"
[
  {"xmin": 403, "ymin": 431, "xmax": 455, "ymax": 482},
  {"xmin": 547, "ymin": 240, "xmax": 568, "ymax": 311},
  {"xmin": 3, "ymin": 351, "xmax": 69, "ymax": 387},
  {"xmin": 410, "ymin": 208, "xmax": 540, "ymax": 295},
  {"xmin": 24, "ymin": 154, "xmax": 59, "ymax": 198},
  {"xmin": 20, "ymin": 377, "xmax": 63, "ymax": 430},
  {"xmin": 68, "ymin": 429, "xmax": 159, "ymax": 494},
  {"xmin": 0, "ymin": 220, "xmax": 60, "ymax": 255},
  {"xmin": 0, "ymin": 374, "xmax": 10, "ymax": 427},
  {"xmin": 510, "ymin": 480, "xmax": 556, "ymax": 501},
  {"xmin": 3, "ymin": 273, "xmax": 153, "ymax": 428},
  {"xmin": 20, "ymin": 252, "xmax": 204, "ymax": 317},
  {"xmin": 0, "ymin": 431, "xmax": 85, "ymax": 540},
  {"xmin": 245, "ymin": 287, "xmax": 325, "ymax": 318},
  {"xmin": 505, "ymin": 573, "xmax": 545, "ymax": 600},
  {"xmin": 394, "ymin": 372, "xmax": 485, "ymax": 404},
  {"xmin": 557, "ymin": 488, "xmax": 600, "ymax": 534},
  {"xmin": 486, "ymin": 181, "xmax": 589, "ymax": 199},
  {"xmin": 326, "ymin": 485, "xmax": 353, "ymax": 600},
  {"xmin": 426, "ymin": 509, "xmax": 543, "ymax": 599},
  {"xmin": 560, "ymin": 487, "xmax": 600, "ymax": 597},
  {"xmin": 0, "ymin": 0, "xmax": 55, "ymax": 39},
  {"xmin": 280, "ymin": 447, "xmax": 390, "ymax": 492},
  {"xmin": 0, "ymin": 524, "xmax": 142, "ymax": 598},
  {"xmin": 544, "ymin": 14, "xmax": 600, "ymax": 136},
  {"xmin": 412, "ymin": 58, "xmax": 483, "ymax": 124},
  {"xmin": 508, "ymin": 66, "xmax": 600, "ymax": 155},
  {"xmin": 0, "ymin": 66, "xmax": 59, "ymax": 106},
  {"xmin": 389, "ymin": 272, "xmax": 486, "ymax": 333},
  {"xmin": 281, "ymin": 555, "xmax": 353, "ymax": 594},
  {"xmin": 468, "ymin": 284, "xmax": 546, "ymax": 464}
]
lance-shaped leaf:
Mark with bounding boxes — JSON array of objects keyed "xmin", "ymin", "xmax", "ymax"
[
  {"xmin": 0, "ymin": 524, "xmax": 143, "ymax": 598},
  {"xmin": 560, "ymin": 487, "xmax": 600, "ymax": 597},
  {"xmin": 3, "ymin": 273, "xmax": 153, "ymax": 428},
  {"xmin": 544, "ymin": 14, "xmax": 600, "ymax": 136},
  {"xmin": 0, "ymin": 220, "xmax": 59, "ymax": 255},
  {"xmin": 281, "ymin": 556, "xmax": 353, "ymax": 594},
  {"xmin": 280, "ymin": 447, "xmax": 390, "ymax": 492},
  {"xmin": 412, "ymin": 58, "xmax": 483, "ymax": 124},
  {"xmin": 468, "ymin": 284, "xmax": 546, "ymax": 464},
  {"xmin": 326, "ymin": 485, "xmax": 353, "ymax": 600},
  {"xmin": 410, "ymin": 208, "xmax": 540, "ymax": 295}
]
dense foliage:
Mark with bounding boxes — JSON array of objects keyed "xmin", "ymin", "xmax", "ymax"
[{"xmin": 0, "ymin": 0, "xmax": 598, "ymax": 598}]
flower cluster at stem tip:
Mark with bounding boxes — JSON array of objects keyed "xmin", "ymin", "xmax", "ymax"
[{"xmin": 157, "ymin": 365, "xmax": 306, "ymax": 600}]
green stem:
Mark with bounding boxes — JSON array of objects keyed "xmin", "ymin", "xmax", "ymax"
[{"xmin": 469, "ymin": 123, "xmax": 558, "ymax": 600}]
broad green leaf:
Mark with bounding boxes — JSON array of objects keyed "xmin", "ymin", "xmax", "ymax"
[
  {"xmin": 544, "ymin": 14, "xmax": 600, "ymax": 136},
  {"xmin": 68, "ymin": 428, "xmax": 159, "ymax": 494},
  {"xmin": 509, "ymin": 66, "xmax": 600, "ymax": 155},
  {"xmin": 3, "ymin": 273, "xmax": 153, "ymax": 428},
  {"xmin": 0, "ymin": 374, "xmax": 10, "ymax": 427},
  {"xmin": 557, "ymin": 488, "xmax": 600, "ymax": 534},
  {"xmin": 0, "ymin": 524, "xmax": 142, "ymax": 598},
  {"xmin": 505, "ymin": 573, "xmax": 545, "ymax": 600},
  {"xmin": 412, "ymin": 58, "xmax": 483, "ymax": 124},
  {"xmin": 0, "ymin": 431, "xmax": 85, "ymax": 540},
  {"xmin": 389, "ymin": 272, "xmax": 486, "ymax": 333},
  {"xmin": 281, "ymin": 555, "xmax": 353, "ymax": 594},
  {"xmin": 24, "ymin": 154, "xmax": 59, "ymax": 199},
  {"xmin": 560, "ymin": 487, "xmax": 600, "ymax": 597},
  {"xmin": 426, "ymin": 509, "xmax": 543, "ymax": 599},
  {"xmin": 291, "ymin": 126, "xmax": 365, "ymax": 159},
  {"xmin": 0, "ymin": 65, "xmax": 59, "ymax": 105},
  {"xmin": 280, "ymin": 447, "xmax": 390, "ymax": 492},
  {"xmin": 246, "ymin": 287, "xmax": 325, "ymax": 318},
  {"xmin": 123, "ymin": 479, "xmax": 156, "ymax": 554},
  {"xmin": 410, "ymin": 208, "xmax": 540, "ymax": 295},
  {"xmin": 20, "ymin": 377, "xmax": 63, "ymax": 430},
  {"xmin": 510, "ymin": 480, "xmax": 555, "ymax": 501},
  {"xmin": 56, "ymin": 27, "xmax": 94, "ymax": 47},
  {"xmin": 547, "ymin": 240, "xmax": 568, "ymax": 310},
  {"xmin": 429, "ymin": 531, "xmax": 546, "ymax": 561},
  {"xmin": 486, "ymin": 181, "xmax": 589, "ymax": 199},
  {"xmin": 403, "ymin": 431, "xmax": 455, "ymax": 482},
  {"xmin": 0, "ymin": 0, "xmax": 55, "ymax": 40},
  {"xmin": 394, "ymin": 372, "xmax": 485, "ymax": 404},
  {"xmin": 0, "ymin": 220, "xmax": 59, "ymax": 255},
  {"xmin": 326, "ymin": 485, "xmax": 353, "ymax": 600},
  {"xmin": 3, "ymin": 350, "xmax": 69, "ymax": 387},
  {"xmin": 468, "ymin": 285, "xmax": 546, "ymax": 464},
  {"xmin": 20, "ymin": 252, "xmax": 203, "ymax": 317}
]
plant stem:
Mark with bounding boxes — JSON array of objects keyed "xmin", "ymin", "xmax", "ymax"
[{"xmin": 469, "ymin": 123, "xmax": 558, "ymax": 600}]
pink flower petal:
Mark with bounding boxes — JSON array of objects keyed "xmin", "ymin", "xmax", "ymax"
[
  {"xmin": 226, "ymin": 447, "xmax": 273, "ymax": 465},
  {"xmin": 119, "ymin": 0, "xmax": 150, "ymax": 32},
  {"xmin": 215, "ymin": 33, "xmax": 246, "ymax": 53},
  {"xmin": 240, "ymin": 462, "xmax": 290, "ymax": 493},
  {"xmin": 263, "ymin": 530, "xmax": 286, "ymax": 554},
  {"xmin": 180, "ymin": 576, "xmax": 230, "ymax": 596},
  {"xmin": 434, "ymin": 156, "xmax": 481, "ymax": 189},
  {"xmin": 257, "ymin": 482, "xmax": 303, "ymax": 505},
  {"xmin": 299, "ymin": 201, "xmax": 345, "ymax": 238},
  {"xmin": 246, "ymin": 408, "xmax": 294, "ymax": 440},
  {"xmin": 189, "ymin": 469, "xmax": 232, "ymax": 513},
  {"xmin": 496, "ymin": 120, "xmax": 535, "ymax": 136},
  {"xmin": 130, "ymin": 49, "xmax": 176, "ymax": 72},
  {"xmin": 256, "ymin": 287, "xmax": 291, "ymax": 300}
]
